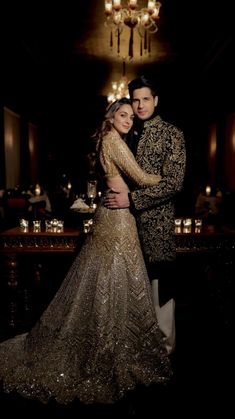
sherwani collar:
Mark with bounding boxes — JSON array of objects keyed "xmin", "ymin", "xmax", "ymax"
[{"xmin": 143, "ymin": 115, "xmax": 162, "ymax": 129}]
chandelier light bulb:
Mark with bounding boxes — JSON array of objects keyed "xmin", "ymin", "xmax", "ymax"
[
  {"xmin": 107, "ymin": 76, "xmax": 130, "ymax": 104},
  {"xmin": 129, "ymin": 0, "xmax": 137, "ymax": 10},
  {"xmin": 113, "ymin": 0, "xmax": 122, "ymax": 10},
  {"xmin": 105, "ymin": 1, "xmax": 113, "ymax": 15}
]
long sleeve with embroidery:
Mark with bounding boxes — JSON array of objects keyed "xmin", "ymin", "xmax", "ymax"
[
  {"xmin": 131, "ymin": 117, "xmax": 186, "ymax": 211},
  {"xmin": 100, "ymin": 130, "xmax": 161, "ymax": 187}
]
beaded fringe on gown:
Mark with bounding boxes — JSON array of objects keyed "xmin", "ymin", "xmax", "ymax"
[{"xmin": 0, "ymin": 205, "xmax": 172, "ymax": 404}]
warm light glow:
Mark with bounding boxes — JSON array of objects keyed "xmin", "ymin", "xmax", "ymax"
[
  {"xmin": 205, "ymin": 185, "xmax": 211, "ymax": 196},
  {"xmin": 104, "ymin": 0, "xmax": 161, "ymax": 59},
  {"xmin": 107, "ymin": 76, "xmax": 130, "ymax": 103},
  {"xmin": 35, "ymin": 183, "xmax": 41, "ymax": 196}
]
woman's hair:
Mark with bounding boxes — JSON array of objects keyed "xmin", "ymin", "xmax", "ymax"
[{"xmin": 93, "ymin": 97, "xmax": 132, "ymax": 152}]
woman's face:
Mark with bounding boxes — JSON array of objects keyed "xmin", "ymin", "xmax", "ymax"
[{"xmin": 111, "ymin": 104, "xmax": 134, "ymax": 136}]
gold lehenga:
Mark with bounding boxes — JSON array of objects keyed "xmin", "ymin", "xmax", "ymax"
[{"xmin": 0, "ymin": 131, "xmax": 172, "ymax": 405}]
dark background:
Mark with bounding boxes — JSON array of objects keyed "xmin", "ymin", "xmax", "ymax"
[{"xmin": 1, "ymin": 0, "xmax": 235, "ymax": 213}]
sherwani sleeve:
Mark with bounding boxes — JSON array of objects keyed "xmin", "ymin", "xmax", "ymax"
[{"xmin": 131, "ymin": 128, "xmax": 186, "ymax": 211}]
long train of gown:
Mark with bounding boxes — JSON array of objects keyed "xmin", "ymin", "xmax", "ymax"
[{"xmin": 0, "ymin": 204, "xmax": 172, "ymax": 404}]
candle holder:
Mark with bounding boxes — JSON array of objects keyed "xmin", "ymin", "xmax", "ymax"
[
  {"xmin": 83, "ymin": 219, "xmax": 93, "ymax": 234},
  {"xmin": 19, "ymin": 218, "xmax": 29, "ymax": 232},
  {"xmin": 45, "ymin": 219, "xmax": 52, "ymax": 232},
  {"xmin": 182, "ymin": 218, "xmax": 192, "ymax": 233},
  {"xmin": 57, "ymin": 220, "xmax": 64, "ymax": 233},
  {"xmin": 194, "ymin": 218, "xmax": 202, "ymax": 233},
  {"xmin": 174, "ymin": 218, "xmax": 182, "ymax": 233},
  {"xmin": 33, "ymin": 220, "xmax": 41, "ymax": 232}
]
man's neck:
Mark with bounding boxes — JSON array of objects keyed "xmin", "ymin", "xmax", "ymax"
[{"xmin": 142, "ymin": 108, "xmax": 158, "ymax": 123}]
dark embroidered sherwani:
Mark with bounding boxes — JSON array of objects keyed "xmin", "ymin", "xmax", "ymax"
[{"xmin": 131, "ymin": 115, "xmax": 186, "ymax": 263}]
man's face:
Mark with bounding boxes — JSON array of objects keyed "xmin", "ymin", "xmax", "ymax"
[{"xmin": 132, "ymin": 87, "xmax": 158, "ymax": 120}]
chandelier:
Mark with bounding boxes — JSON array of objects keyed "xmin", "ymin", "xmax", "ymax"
[
  {"xmin": 107, "ymin": 76, "xmax": 130, "ymax": 104},
  {"xmin": 107, "ymin": 60, "xmax": 130, "ymax": 103},
  {"xmin": 104, "ymin": 1, "xmax": 161, "ymax": 59}
]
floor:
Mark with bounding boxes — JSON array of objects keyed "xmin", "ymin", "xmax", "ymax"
[
  {"xmin": 0, "ymin": 259, "xmax": 233, "ymax": 418},
  {"xmin": 0, "ymin": 302, "xmax": 232, "ymax": 418}
]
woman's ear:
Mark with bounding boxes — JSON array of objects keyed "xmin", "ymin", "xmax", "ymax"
[
  {"xmin": 154, "ymin": 96, "xmax": 158, "ymax": 107},
  {"xmin": 110, "ymin": 118, "xmax": 114, "ymax": 124}
]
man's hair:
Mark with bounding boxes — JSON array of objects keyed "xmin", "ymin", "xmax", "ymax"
[{"xmin": 128, "ymin": 75, "xmax": 159, "ymax": 100}]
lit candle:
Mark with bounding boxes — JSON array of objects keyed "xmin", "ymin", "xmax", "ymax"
[
  {"xmin": 129, "ymin": 0, "xmax": 137, "ymax": 9},
  {"xmin": 152, "ymin": 7, "xmax": 160, "ymax": 19},
  {"xmin": 182, "ymin": 218, "xmax": 192, "ymax": 234},
  {"xmin": 113, "ymin": 11, "xmax": 122, "ymax": 24},
  {"xmin": 205, "ymin": 185, "xmax": 211, "ymax": 196},
  {"xmin": 141, "ymin": 12, "xmax": 150, "ymax": 25},
  {"xmin": 148, "ymin": 1, "xmax": 156, "ymax": 11},
  {"xmin": 35, "ymin": 183, "xmax": 41, "ymax": 196},
  {"xmin": 112, "ymin": 81, "xmax": 118, "ymax": 90}
]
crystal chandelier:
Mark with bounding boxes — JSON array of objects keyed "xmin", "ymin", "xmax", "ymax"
[
  {"xmin": 104, "ymin": 1, "xmax": 161, "ymax": 59},
  {"xmin": 107, "ymin": 76, "xmax": 130, "ymax": 104},
  {"xmin": 107, "ymin": 60, "xmax": 130, "ymax": 104}
]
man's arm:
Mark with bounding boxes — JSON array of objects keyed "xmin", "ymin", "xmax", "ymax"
[
  {"xmin": 131, "ymin": 128, "xmax": 186, "ymax": 211},
  {"xmin": 104, "ymin": 189, "xmax": 130, "ymax": 209}
]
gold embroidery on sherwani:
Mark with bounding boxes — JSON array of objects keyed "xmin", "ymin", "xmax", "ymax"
[{"xmin": 131, "ymin": 116, "xmax": 186, "ymax": 262}]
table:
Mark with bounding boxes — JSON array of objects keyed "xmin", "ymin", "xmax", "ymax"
[
  {"xmin": 0, "ymin": 227, "xmax": 83, "ymax": 335},
  {"xmin": 0, "ymin": 226, "xmax": 82, "ymax": 253},
  {"xmin": 0, "ymin": 224, "xmax": 234, "ymax": 337},
  {"xmin": 175, "ymin": 224, "xmax": 235, "ymax": 253}
]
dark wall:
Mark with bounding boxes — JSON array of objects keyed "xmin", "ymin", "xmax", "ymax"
[{"xmin": 1, "ymin": 23, "xmax": 235, "ymax": 214}]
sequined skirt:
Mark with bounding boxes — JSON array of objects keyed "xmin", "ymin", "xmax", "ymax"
[{"xmin": 0, "ymin": 204, "xmax": 172, "ymax": 404}]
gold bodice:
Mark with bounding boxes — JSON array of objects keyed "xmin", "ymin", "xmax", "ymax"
[{"xmin": 100, "ymin": 130, "xmax": 160, "ymax": 188}]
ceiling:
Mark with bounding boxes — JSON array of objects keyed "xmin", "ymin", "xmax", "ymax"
[
  {"xmin": 1, "ymin": 0, "xmax": 235, "ymax": 148},
  {"xmin": 2, "ymin": 0, "xmax": 234, "ymax": 101},
  {"xmin": 0, "ymin": 0, "xmax": 234, "ymax": 193}
]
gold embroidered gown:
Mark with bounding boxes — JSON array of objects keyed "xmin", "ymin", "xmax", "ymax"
[{"xmin": 0, "ymin": 130, "xmax": 172, "ymax": 405}]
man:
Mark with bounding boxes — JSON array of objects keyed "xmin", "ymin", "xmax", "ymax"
[{"xmin": 105, "ymin": 75, "xmax": 186, "ymax": 354}]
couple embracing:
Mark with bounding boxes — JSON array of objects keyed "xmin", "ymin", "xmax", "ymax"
[{"xmin": 0, "ymin": 75, "xmax": 186, "ymax": 405}]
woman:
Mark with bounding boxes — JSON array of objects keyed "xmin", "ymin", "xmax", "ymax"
[{"xmin": 0, "ymin": 98, "xmax": 171, "ymax": 405}]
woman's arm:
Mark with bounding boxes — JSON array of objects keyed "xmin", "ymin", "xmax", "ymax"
[{"xmin": 103, "ymin": 133, "xmax": 161, "ymax": 187}]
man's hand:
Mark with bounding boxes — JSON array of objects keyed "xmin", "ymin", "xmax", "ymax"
[{"xmin": 104, "ymin": 189, "xmax": 130, "ymax": 209}]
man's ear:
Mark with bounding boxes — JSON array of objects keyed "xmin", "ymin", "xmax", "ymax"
[{"xmin": 154, "ymin": 96, "xmax": 158, "ymax": 107}]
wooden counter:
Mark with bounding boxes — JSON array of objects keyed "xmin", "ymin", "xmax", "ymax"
[
  {"xmin": 0, "ymin": 226, "xmax": 82, "ymax": 253},
  {"xmin": 175, "ymin": 224, "xmax": 235, "ymax": 253},
  {"xmin": 0, "ymin": 227, "xmax": 84, "ymax": 336},
  {"xmin": 0, "ymin": 224, "xmax": 234, "ymax": 338}
]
